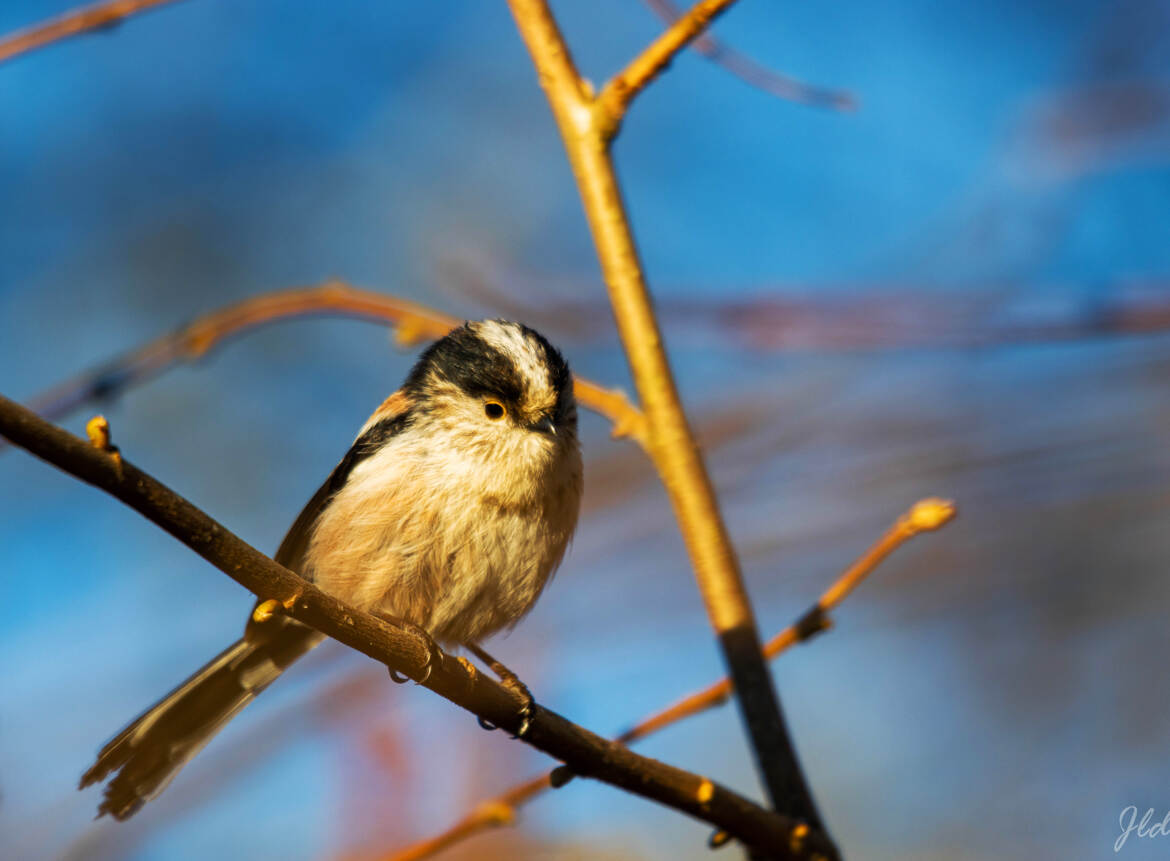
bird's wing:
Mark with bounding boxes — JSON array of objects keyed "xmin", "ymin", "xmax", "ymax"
[{"xmin": 272, "ymin": 390, "xmax": 416, "ymax": 574}]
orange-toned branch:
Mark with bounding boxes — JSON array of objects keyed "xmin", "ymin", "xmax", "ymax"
[
  {"xmin": 597, "ymin": 0, "xmax": 740, "ymax": 138},
  {"xmin": 641, "ymin": 0, "xmax": 856, "ymax": 111},
  {"xmin": 0, "ymin": 0, "xmax": 185, "ymax": 66},
  {"xmin": 619, "ymin": 498, "xmax": 956, "ymax": 744},
  {"xmin": 374, "ymin": 498, "xmax": 956, "ymax": 861},
  {"xmin": 0, "ymin": 395, "xmax": 827, "ymax": 860},
  {"xmin": 9, "ymin": 281, "xmax": 647, "ymax": 449},
  {"xmin": 507, "ymin": 0, "xmax": 827, "ymax": 834}
]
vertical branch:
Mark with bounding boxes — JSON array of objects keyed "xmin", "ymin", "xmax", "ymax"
[{"xmin": 505, "ymin": 0, "xmax": 832, "ymax": 845}]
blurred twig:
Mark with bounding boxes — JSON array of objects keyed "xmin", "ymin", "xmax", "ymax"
[
  {"xmin": 0, "ymin": 0, "xmax": 185, "ymax": 65},
  {"xmin": 375, "ymin": 499, "xmax": 956, "ymax": 861},
  {"xmin": 0, "ymin": 394, "xmax": 830, "ymax": 860},
  {"xmin": 642, "ymin": 0, "xmax": 856, "ymax": 111},
  {"xmin": 507, "ymin": 0, "xmax": 831, "ymax": 842},
  {"xmin": 4, "ymin": 282, "xmax": 647, "ymax": 451},
  {"xmin": 440, "ymin": 254, "xmax": 1170, "ymax": 351}
]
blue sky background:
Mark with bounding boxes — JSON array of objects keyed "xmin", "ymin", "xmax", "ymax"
[{"xmin": 3, "ymin": 1, "xmax": 1170, "ymax": 859}]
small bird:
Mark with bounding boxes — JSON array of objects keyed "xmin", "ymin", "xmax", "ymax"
[{"xmin": 80, "ymin": 320, "xmax": 583, "ymax": 820}]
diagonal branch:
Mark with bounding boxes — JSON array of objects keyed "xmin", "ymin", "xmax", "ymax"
[
  {"xmin": 5, "ymin": 282, "xmax": 647, "ymax": 450},
  {"xmin": 597, "ymin": 0, "xmax": 741, "ymax": 138},
  {"xmin": 0, "ymin": 0, "xmax": 186, "ymax": 66},
  {"xmin": 375, "ymin": 498, "xmax": 956, "ymax": 861},
  {"xmin": 506, "ymin": 0, "xmax": 832, "ymax": 845},
  {"xmin": 641, "ymin": 0, "xmax": 856, "ymax": 111},
  {"xmin": 0, "ymin": 393, "xmax": 830, "ymax": 861}
]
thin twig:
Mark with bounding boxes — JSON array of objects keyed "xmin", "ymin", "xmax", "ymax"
[
  {"xmin": 374, "ymin": 498, "xmax": 956, "ymax": 861},
  {"xmin": 620, "ymin": 498, "xmax": 957, "ymax": 743},
  {"xmin": 6, "ymin": 282, "xmax": 647, "ymax": 449},
  {"xmin": 0, "ymin": 394, "xmax": 829, "ymax": 860},
  {"xmin": 0, "ymin": 0, "xmax": 185, "ymax": 66},
  {"xmin": 506, "ymin": 0, "xmax": 830, "ymax": 840},
  {"xmin": 641, "ymin": 0, "xmax": 856, "ymax": 111},
  {"xmin": 597, "ymin": 0, "xmax": 741, "ymax": 138}
]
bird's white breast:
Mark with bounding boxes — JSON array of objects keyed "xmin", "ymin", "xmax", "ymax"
[{"xmin": 303, "ymin": 426, "xmax": 582, "ymax": 645}]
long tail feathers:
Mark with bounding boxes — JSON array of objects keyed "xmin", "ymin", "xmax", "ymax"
[{"xmin": 79, "ymin": 620, "xmax": 323, "ymax": 820}]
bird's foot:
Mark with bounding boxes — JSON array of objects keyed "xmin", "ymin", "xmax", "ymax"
[
  {"xmin": 373, "ymin": 612, "xmax": 443, "ymax": 684},
  {"xmin": 466, "ymin": 643, "xmax": 535, "ymax": 738}
]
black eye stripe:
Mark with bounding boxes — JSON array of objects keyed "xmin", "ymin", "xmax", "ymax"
[{"xmin": 403, "ymin": 321, "xmax": 575, "ymax": 431}]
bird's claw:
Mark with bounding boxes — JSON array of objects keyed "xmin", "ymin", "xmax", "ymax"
[
  {"xmin": 374, "ymin": 612, "xmax": 443, "ymax": 685},
  {"xmin": 477, "ymin": 715, "xmax": 498, "ymax": 732},
  {"xmin": 513, "ymin": 699, "xmax": 533, "ymax": 739},
  {"xmin": 499, "ymin": 674, "xmax": 535, "ymax": 739},
  {"xmin": 465, "ymin": 643, "xmax": 537, "ymax": 739},
  {"xmin": 475, "ymin": 700, "xmax": 530, "ymax": 736}
]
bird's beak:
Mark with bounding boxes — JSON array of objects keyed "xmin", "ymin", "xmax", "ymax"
[{"xmin": 529, "ymin": 415, "xmax": 557, "ymax": 436}]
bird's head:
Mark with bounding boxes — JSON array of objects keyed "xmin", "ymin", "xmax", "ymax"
[{"xmin": 404, "ymin": 320, "xmax": 578, "ymax": 460}]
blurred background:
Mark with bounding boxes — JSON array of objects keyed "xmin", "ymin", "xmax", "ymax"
[{"xmin": 2, "ymin": 1, "xmax": 1170, "ymax": 859}]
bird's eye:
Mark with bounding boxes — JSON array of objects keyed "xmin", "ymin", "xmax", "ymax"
[{"xmin": 484, "ymin": 400, "xmax": 506, "ymax": 420}]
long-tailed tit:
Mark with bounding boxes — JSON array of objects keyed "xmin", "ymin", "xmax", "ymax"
[{"xmin": 80, "ymin": 320, "xmax": 583, "ymax": 820}]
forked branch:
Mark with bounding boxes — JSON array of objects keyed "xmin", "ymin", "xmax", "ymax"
[
  {"xmin": 597, "ymin": 0, "xmax": 741, "ymax": 136},
  {"xmin": 506, "ymin": 0, "xmax": 831, "ymax": 842},
  {"xmin": 641, "ymin": 0, "xmax": 856, "ymax": 111}
]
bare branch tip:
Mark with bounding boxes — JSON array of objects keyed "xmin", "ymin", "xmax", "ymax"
[{"xmin": 905, "ymin": 498, "xmax": 957, "ymax": 534}]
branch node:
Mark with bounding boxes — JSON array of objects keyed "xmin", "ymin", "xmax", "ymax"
[
  {"xmin": 84, "ymin": 414, "xmax": 122, "ymax": 476},
  {"xmin": 696, "ymin": 778, "xmax": 715, "ymax": 804},
  {"xmin": 594, "ymin": 94, "xmax": 624, "ymax": 142},
  {"xmin": 474, "ymin": 799, "xmax": 516, "ymax": 827},
  {"xmin": 789, "ymin": 822, "xmax": 810, "ymax": 855},
  {"xmin": 792, "ymin": 606, "xmax": 831, "ymax": 644},
  {"xmin": 708, "ymin": 828, "xmax": 731, "ymax": 849},
  {"xmin": 251, "ymin": 598, "xmax": 282, "ymax": 624},
  {"xmin": 183, "ymin": 325, "xmax": 217, "ymax": 359},
  {"xmin": 549, "ymin": 765, "xmax": 576, "ymax": 788}
]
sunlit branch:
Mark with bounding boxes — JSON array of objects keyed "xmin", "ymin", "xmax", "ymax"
[
  {"xmin": 5, "ymin": 282, "xmax": 647, "ymax": 451},
  {"xmin": 0, "ymin": 0, "xmax": 186, "ymax": 66},
  {"xmin": 375, "ymin": 498, "xmax": 956, "ymax": 861},
  {"xmin": 0, "ymin": 395, "xmax": 829, "ymax": 861},
  {"xmin": 597, "ymin": 0, "xmax": 741, "ymax": 137},
  {"xmin": 641, "ymin": 0, "xmax": 856, "ymax": 111},
  {"xmin": 506, "ymin": 0, "xmax": 830, "ymax": 837}
]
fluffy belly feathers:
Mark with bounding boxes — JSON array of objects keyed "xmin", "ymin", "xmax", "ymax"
[{"xmin": 303, "ymin": 442, "xmax": 579, "ymax": 645}]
